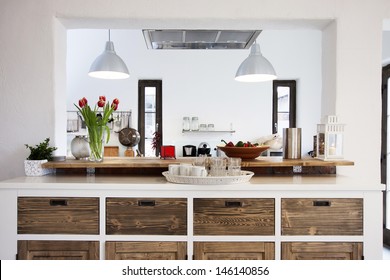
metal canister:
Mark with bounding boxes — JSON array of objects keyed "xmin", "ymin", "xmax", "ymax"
[{"xmin": 283, "ymin": 128, "xmax": 302, "ymax": 159}]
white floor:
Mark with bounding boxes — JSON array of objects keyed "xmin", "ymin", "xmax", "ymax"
[{"xmin": 383, "ymin": 246, "xmax": 390, "ymax": 259}]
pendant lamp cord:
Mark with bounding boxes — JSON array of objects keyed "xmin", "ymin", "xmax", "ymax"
[{"xmin": 108, "ymin": 29, "xmax": 111, "ymax": 42}]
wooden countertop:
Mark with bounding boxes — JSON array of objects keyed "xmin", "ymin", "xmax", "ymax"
[{"xmin": 42, "ymin": 156, "xmax": 354, "ymax": 169}]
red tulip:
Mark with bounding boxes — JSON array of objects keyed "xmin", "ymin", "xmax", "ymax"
[
  {"xmin": 113, "ymin": 98, "xmax": 120, "ymax": 105},
  {"xmin": 97, "ymin": 99, "xmax": 105, "ymax": 107},
  {"xmin": 111, "ymin": 103, "xmax": 118, "ymax": 111},
  {"xmin": 78, "ymin": 97, "xmax": 87, "ymax": 108},
  {"xmin": 99, "ymin": 96, "xmax": 106, "ymax": 101}
]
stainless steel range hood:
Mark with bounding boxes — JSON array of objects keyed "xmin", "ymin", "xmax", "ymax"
[{"xmin": 142, "ymin": 30, "xmax": 261, "ymax": 50}]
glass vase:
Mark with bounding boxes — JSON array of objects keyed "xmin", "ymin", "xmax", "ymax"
[{"xmin": 87, "ymin": 126, "xmax": 105, "ymax": 162}]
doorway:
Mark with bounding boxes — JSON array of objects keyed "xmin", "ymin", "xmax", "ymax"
[
  {"xmin": 138, "ymin": 80, "xmax": 163, "ymax": 157},
  {"xmin": 381, "ymin": 64, "xmax": 390, "ymax": 246}
]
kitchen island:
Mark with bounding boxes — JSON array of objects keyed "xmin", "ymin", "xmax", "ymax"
[{"xmin": 0, "ymin": 173, "xmax": 384, "ymax": 260}]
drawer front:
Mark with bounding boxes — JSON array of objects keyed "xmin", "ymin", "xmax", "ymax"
[
  {"xmin": 18, "ymin": 197, "xmax": 99, "ymax": 234},
  {"xmin": 194, "ymin": 198, "xmax": 275, "ymax": 235},
  {"xmin": 194, "ymin": 242, "xmax": 275, "ymax": 260},
  {"xmin": 106, "ymin": 241, "xmax": 187, "ymax": 260},
  {"xmin": 18, "ymin": 240, "xmax": 100, "ymax": 260},
  {"xmin": 281, "ymin": 198, "xmax": 363, "ymax": 235},
  {"xmin": 281, "ymin": 242, "xmax": 363, "ymax": 260},
  {"xmin": 106, "ymin": 198, "xmax": 187, "ymax": 235}
]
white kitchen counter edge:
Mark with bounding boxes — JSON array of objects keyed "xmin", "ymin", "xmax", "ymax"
[{"xmin": 0, "ymin": 174, "xmax": 384, "ymax": 191}]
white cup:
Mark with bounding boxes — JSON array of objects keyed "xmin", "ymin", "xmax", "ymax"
[
  {"xmin": 228, "ymin": 157, "xmax": 241, "ymax": 176},
  {"xmin": 179, "ymin": 163, "xmax": 192, "ymax": 176},
  {"xmin": 191, "ymin": 166, "xmax": 207, "ymax": 177},
  {"xmin": 168, "ymin": 164, "xmax": 180, "ymax": 175}
]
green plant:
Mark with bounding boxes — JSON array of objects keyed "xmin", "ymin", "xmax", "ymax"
[
  {"xmin": 25, "ymin": 138, "xmax": 57, "ymax": 161},
  {"xmin": 75, "ymin": 96, "xmax": 119, "ymax": 161}
]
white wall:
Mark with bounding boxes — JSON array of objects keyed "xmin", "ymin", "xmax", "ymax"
[
  {"xmin": 384, "ymin": 31, "xmax": 390, "ymax": 64},
  {"xmin": 66, "ymin": 29, "xmax": 321, "ymax": 156},
  {"xmin": 1, "ymin": 0, "xmax": 389, "ymax": 182}
]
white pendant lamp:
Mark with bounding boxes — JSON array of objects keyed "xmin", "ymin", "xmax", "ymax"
[
  {"xmin": 88, "ymin": 30, "xmax": 130, "ymax": 79},
  {"xmin": 235, "ymin": 43, "xmax": 277, "ymax": 82}
]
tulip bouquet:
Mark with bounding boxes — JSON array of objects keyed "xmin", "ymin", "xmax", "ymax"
[{"xmin": 75, "ymin": 96, "xmax": 119, "ymax": 161}]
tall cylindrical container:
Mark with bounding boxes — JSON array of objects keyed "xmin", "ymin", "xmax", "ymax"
[
  {"xmin": 182, "ymin": 117, "xmax": 190, "ymax": 131},
  {"xmin": 283, "ymin": 128, "xmax": 302, "ymax": 159}
]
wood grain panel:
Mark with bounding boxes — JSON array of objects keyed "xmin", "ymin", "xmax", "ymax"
[
  {"xmin": 18, "ymin": 197, "xmax": 99, "ymax": 234},
  {"xmin": 194, "ymin": 198, "xmax": 274, "ymax": 235},
  {"xmin": 106, "ymin": 241, "xmax": 186, "ymax": 260},
  {"xmin": 281, "ymin": 198, "xmax": 363, "ymax": 235},
  {"xmin": 104, "ymin": 146, "xmax": 119, "ymax": 156},
  {"xmin": 281, "ymin": 242, "xmax": 363, "ymax": 260},
  {"xmin": 106, "ymin": 198, "xmax": 187, "ymax": 235},
  {"xmin": 194, "ymin": 242, "xmax": 275, "ymax": 260},
  {"xmin": 42, "ymin": 157, "xmax": 354, "ymax": 169},
  {"xmin": 18, "ymin": 240, "xmax": 99, "ymax": 260}
]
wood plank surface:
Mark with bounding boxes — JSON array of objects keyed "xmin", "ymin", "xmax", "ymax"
[
  {"xmin": 18, "ymin": 197, "xmax": 99, "ymax": 234},
  {"xmin": 18, "ymin": 240, "xmax": 99, "ymax": 260},
  {"xmin": 281, "ymin": 242, "xmax": 363, "ymax": 260},
  {"xmin": 106, "ymin": 198, "xmax": 187, "ymax": 235},
  {"xmin": 194, "ymin": 242, "xmax": 275, "ymax": 260},
  {"xmin": 281, "ymin": 198, "xmax": 363, "ymax": 236},
  {"xmin": 194, "ymin": 198, "xmax": 275, "ymax": 235},
  {"xmin": 106, "ymin": 241, "xmax": 187, "ymax": 260},
  {"xmin": 42, "ymin": 157, "xmax": 354, "ymax": 169}
]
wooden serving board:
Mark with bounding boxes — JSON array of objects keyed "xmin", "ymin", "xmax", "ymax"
[{"xmin": 42, "ymin": 157, "xmax": 354, "ymax": 169}]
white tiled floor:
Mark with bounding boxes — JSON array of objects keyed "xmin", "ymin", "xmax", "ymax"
[{"xmin": 383, "ymin": 246, "xmax": 390, "ymax": 259}]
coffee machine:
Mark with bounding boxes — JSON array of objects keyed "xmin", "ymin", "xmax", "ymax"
[
  {"xmin": 198, "ymin": 142, "xmax": 211, "ymax": 156},
  {"xmin": 183, "ymin": 145, "xmax": 196, "ymax": 157}
]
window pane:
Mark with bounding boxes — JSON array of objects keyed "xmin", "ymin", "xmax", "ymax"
[
  {"xmin": 145, "ymin": 112, "xmax": 156, "ymax": 139},
  {"xmin": 277, "ymin": 86, "xmax": 290, "ymax": 131},
  {"xmin": 144, "ymin": 86, "xmax": 156, "ymax": 156},
  {"xmin": 145, "ymin": 87, "xmax": 156, "ymax": 112}
]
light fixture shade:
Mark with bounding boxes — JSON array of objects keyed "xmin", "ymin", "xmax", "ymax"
[
  {"xmin": 235, "ymin": 44, "xmax": 277, "ymax": 82},
  {"xmin": 88, "ymin": 41, "xmax": 129, "ymax": 79}
]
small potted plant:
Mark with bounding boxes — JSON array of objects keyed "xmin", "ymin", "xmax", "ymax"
[{"xmin": 24, "ymin": 138, "xmax": 57, "ymax": 176}]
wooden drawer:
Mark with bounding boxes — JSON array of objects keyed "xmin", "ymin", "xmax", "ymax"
[
  {"xmin": 281, "ymin": 242, "xmax": 363, "ymax": 260},
  {"xmin": 106, "ymin": 198, "xmax": 187, "ymax": 235},
  {"xmin": 194, "ymin": 242, "xmax": 275, "ymax": 260},
  {"xmin": 17, "ymin": 240, "xmax": 99, "ymax": 260},
  {"xmin": 281, "ymin": 198, "xmax": 363, "ymax": 235},
  {"xmin": 106, "ymin": 241, "xmax": 187, "ymax": 260},
  {"xmin": 18, "ymin": 197, "xmax": 99, "ymax": 234},
  {"xmin": 194, "ymin": 198, "xmax": 275, "ymax": 235}
]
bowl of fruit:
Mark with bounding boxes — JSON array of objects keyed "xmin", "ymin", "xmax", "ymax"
[{"xmin": 217, "ymin": 140, "xmax": 270, "ymax": 159}]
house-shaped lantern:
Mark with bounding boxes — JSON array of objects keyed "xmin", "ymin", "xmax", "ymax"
[{"xmin": 316, "ymin": 115, "xmax": 345, "ymax": 161}]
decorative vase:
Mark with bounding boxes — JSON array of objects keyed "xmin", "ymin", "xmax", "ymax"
[
  {"xmin": 24, "ymin": 159, "xmax": 53, "ymax": 176},
  {"xmin": 71, "ymin": 135, "xmax": 90, "ymax": 160},
  {"xmin": 87, "ymin": 126, "xmax": 105, "ymax": 162}
]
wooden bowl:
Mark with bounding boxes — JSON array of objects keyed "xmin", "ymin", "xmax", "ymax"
[{"xmin": 217, "ymin": 145, "xmax": 270, "ymax": 159}]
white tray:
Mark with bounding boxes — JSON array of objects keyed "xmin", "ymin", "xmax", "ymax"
[{"xmin": 162, "ymin": 171, "xmax": 254, "ymax": 185}]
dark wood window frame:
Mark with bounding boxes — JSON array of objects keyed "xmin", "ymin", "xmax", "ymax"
[
  {"xmin": 138, "ymin": 80, "xmax": 162, "ymax": 157},
  {"xmin": 381, "ymin": 64, "xmax": 390, "ymax": 246},
  {"xmin": 272, "ymin": 80, "xmax": 297, "ymax": 134}
]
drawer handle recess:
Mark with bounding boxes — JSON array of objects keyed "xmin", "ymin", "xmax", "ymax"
[
  {"xmin": 225, "ymin": 201, "xmax": 242, "ymax": 207},
  {"xmin": 313, "ymin": 200, "xmax": 331, "ymax": 207},
  {"xmin": 138, "ymin": 200, "xmax": 156, "ymax": 207},
  {"xmin": 49, "ymin": 199, "xmax": 68, "ymax": 206}
]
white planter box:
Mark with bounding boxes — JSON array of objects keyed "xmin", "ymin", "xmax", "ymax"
[{"xmin": 24, "ymin": 160, "xmax": 53, "ymax": 176}]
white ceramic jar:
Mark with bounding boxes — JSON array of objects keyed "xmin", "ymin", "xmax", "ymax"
[{"xmin": 71, "ymin": 135, "xmax": 90, "ymax": 160}]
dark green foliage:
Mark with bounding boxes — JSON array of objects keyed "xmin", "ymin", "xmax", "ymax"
[{"xmin": 25, "ymin": 138, "xmax": 57, "ymax": 161}]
